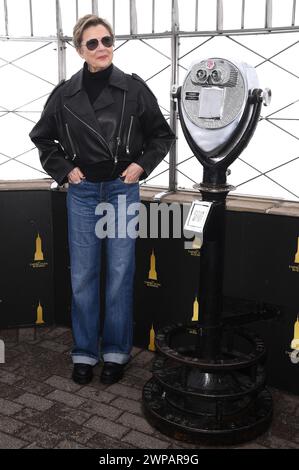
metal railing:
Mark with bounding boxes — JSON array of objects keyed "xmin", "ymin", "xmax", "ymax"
[{"xmin": 0, "ymin": 0, "xmax": 299, "ymax": 200}]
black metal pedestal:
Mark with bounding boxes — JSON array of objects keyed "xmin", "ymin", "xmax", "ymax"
[
  {"xmin": 142, "ymin": 87, "xmax": 273, "ymax": 444},
  {"xmin": 142, "ymin": 323, "xmax": 273, "ymax": 445},
  {"xmin": 143, "ymin": 185, "xmax": 273, "ymax": 444}
]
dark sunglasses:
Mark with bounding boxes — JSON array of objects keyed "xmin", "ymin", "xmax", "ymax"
[{"xmin": 82, "ymin": 36, "xmax": 114, "ymax": 51}]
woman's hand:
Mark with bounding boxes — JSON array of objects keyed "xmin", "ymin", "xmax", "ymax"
[
  {"xmin": 67, "ymin": 167, "xmax": 86, "ymax": 184},
  {"xmin": 120, "ymin": 162, "xmax": 144, "ymax": 183}
]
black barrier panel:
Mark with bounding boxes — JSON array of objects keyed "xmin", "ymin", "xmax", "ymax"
[
  {"xmin": 133, "ymin": 203, "xmax": 299, "ymax": 395},
  {"xmin": 133, "ymin": 201, "xmax": 201, "ymax": 351},
  {"xmin": 224, "ymin": 211, "xmax": 299, "ymax": 395},
  {"xmin": 0, "ymin": 190, "xmax": 298, "ymax": 394},
  {"xmin": 224, "ymin": 211, "xmax": 299, "ymax": 306},
  {"xmin": 51, "ymin": 190, "xmax": 72, "ymax": 327},
  {"xmin": 0, "ymin": 190, "xmax": 54, "ymax": 328}
]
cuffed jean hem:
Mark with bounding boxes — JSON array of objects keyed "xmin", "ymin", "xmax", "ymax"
[
  {"xmin": 102, "ymin": 353, "xmax": 131, "ymax": 364},
  {"xmin": 72, "ymin": 355, "xmax": 98, "ymax": 366}
]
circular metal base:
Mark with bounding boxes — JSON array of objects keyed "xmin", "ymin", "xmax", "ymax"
[
  {"xmin": 193, "ymin": 182, "xmax": 236, "ymax": 193},
  {"xmin": 152, "ymin": 356, "xmax": 266, "ymax": 400},
  {"xmin": 155, "ymin": 324, "xmax": 266, "ymax": 370},
  {"xmin": 143, "ymin": 377, "xmax": 273, "ymax": 445}
]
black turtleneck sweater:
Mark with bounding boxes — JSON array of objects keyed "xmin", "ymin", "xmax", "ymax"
[
  {"xmin": 80, "ymin": 62, "xmax": 129, "ymax": 182},
  {"xmin": 83, "ymin": 61, "xmax": 113, "ymax": 104}
]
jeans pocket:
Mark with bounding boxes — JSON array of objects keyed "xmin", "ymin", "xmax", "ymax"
[
  {"xmin": 118, "ymin": 177, "xmax": 138, "ymax": 185},
  {"xmin": 70, "ymin": 179, "xmax": 85, "ymax": 186}
]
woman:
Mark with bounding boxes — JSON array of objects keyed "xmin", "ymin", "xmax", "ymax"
[{"xmin": 30, "ymin": 14, "xmax": 174, "ymax": 385}]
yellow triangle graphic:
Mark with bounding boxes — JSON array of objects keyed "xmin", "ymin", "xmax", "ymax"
[
  {"xmin": 295, "ymin": 237, "xmax": 299, "ymax": 264},
  {"xmin": 291, "ymin": 315, "xmax": 299, "ymax": 350},
  {"xmin": 148, "ymin": 324, "xmax": 156, "ymax": 351},
  {"xmin": 34, "ymin": 232, "xmax": 44, "ymax": 261},
  {"xmin": 36, "ymin": 301, "xmax": 45, "ymax": 325},
  {"xmin": 192, "ymin": 296, "xmax": 199, "ymax": 322},
  {"xmin": 148, "ymin": 249, "xmax": 157, "ymax": 280}
]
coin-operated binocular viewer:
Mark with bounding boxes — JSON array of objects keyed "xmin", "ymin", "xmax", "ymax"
[{"xmin": 143, "ymin": 58, "xmax": 273, "ymax": 445}]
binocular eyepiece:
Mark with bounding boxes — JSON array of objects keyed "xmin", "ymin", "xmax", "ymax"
[{"xmin": 175, "ymin": 57, "xmax": 271, "ymax": 187}]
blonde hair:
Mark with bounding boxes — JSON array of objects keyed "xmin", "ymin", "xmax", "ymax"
[{"xmin": 73, "ymin": 14, "xmax": 114, "ymax": 49}]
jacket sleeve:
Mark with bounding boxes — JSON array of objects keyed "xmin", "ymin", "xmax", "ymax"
[
  {"xmin": 29, "ymin": 87, "xmax": 75, "ymax": 185},
  {"xmin": 134, "ymin": 80, "xmax": 175, "ymax": 178}
]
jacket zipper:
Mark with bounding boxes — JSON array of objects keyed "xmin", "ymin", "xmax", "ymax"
[
  {"xmin": 65, "ymin": 123, "xmax": 77, "ymax": 161},
  {"xmin": 64, "ymin": 104, "xmax": 114, "ymax": 161},
  {"xmin": 114, "ymin": 90, "xmax": 127, "ymax": 164},
  {"xmin": 126, "ymin": 116, "xmax": 134, "ymax": 155}
]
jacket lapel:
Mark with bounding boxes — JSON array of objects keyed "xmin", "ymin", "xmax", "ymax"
[
  {"xmin": 63, "ymin": 69, "xmax": 102, "ymax": 134},
  {"xmin": 92, "ymin": 87, "xmax": 114, "ymax": 112},
  {"xmin": 92, "ymin": 65, "xmax": 128, "ymax": 112},
  {"xmin": 62, "ymin": 64, "xmax": 128, "ymax": 136}
]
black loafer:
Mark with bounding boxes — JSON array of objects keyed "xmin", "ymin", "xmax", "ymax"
[
  {"xmin": 100, "ymin": 361, "xmax": 127, "ymax": 384},
  {"xmin": 72, "ymin": 363, "xmax": 93, "ymax": 385}
]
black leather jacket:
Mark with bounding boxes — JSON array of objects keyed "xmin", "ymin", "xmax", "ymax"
[{"xmin": 29, "ymin": 64, "xmax": 175, "ymax": 185}]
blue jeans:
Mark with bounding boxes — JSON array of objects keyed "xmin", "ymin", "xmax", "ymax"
[{"xmin": 66, "ymin": 177, "xmax": 140, "ymax": 366}]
